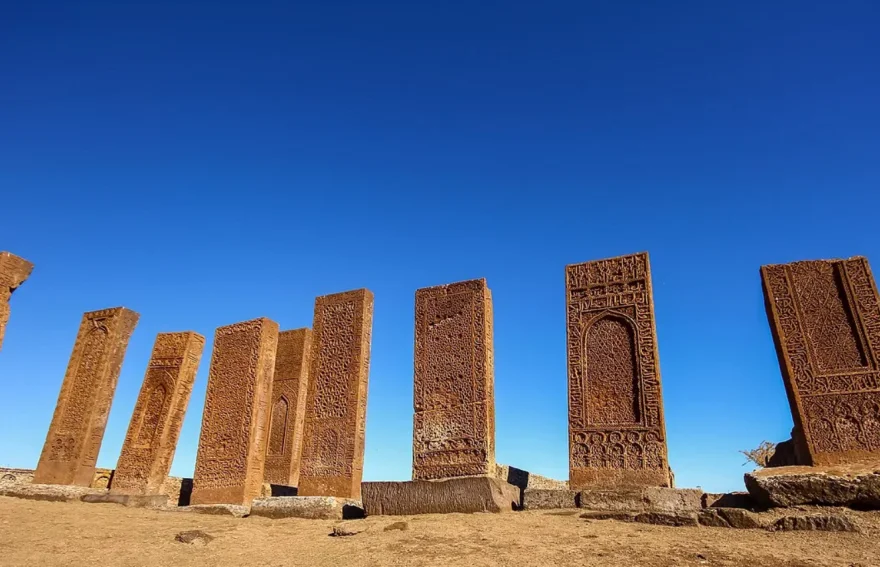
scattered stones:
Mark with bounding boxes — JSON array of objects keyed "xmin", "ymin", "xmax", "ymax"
[
  {"xmin": 174, "ymin": 530, "xmax": 214, "ymax": 545},
  {"xmin": 383, "ymin": 521, "xmax": 409, "ymax": 531},
  {"xmin": 330, "ymin": 522, "xmax": 366, "ymax": 537},
  {"xmin": 249, "ymin": 496, "xmax": 365, "ymax": 520},
  {"xmin": 745, "ymin": 464, "xmax": 880, "ymax": 509},
  {"xmin": 362, "ymin": 477, "xmax": 520, "ymax": 516},
  {"xmin": 522, "ymin": 489, "xmax": 578, "ymax": 510},
  {"xmin": 182, "ymin": 504, "xmax": 249, "ymax": 518}
]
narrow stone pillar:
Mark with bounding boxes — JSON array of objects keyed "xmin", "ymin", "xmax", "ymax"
[
  {"xmin": 191, "ymin": 318, "xmax": 279, "ymax": 506},
  {"xmin": 263, "ymin": 328, "xmax": 312, "ymax": 487},
  {"xmin": 298, "ymin": 289, "xmax": 374, "ymax": 499},
  {"xmin": 0, "ymin": 251, "xmax": 34, "ymax": 353},
  {"xmin": 34, "ymin": 307, "xmax": 140, "ymax": 486},
  {"xmin": 412, "ymin": 278, "xmax": 495, "ymax": 480},
  {"xmin": 111, "ymin": 332, "xmax": 206, "ymax": 494}
]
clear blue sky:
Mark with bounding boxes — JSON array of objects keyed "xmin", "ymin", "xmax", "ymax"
[{"xmin": 1, "ymin": 1, "xmax": 878, "ymax": 493}]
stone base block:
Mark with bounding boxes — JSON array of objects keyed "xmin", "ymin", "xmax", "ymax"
[
  {"xmin": 260, "ymin": 483, "xmax": 298, "ymax": 497},
  {"xmin": 250, "ymin": 496, "xmax": 365, "ymax": 520},
  {"xmin": 362, "ymin": 477, "xmax": 520, "ymax": 516},
  {"xmin": 580, "ymin": 510, "xmax": 699, "ymax": 527},
  {"xmin": 699, "ymin": 506, "xmax": 860, "ymax": 532},
  {"xmin": 745, "ymin": 464, "xmax": 880, "ymax": 509},
  {"xmin": 578, "ymin": 487, "xmax": 703, "ymax": 513},
  {"xmin": 82, "ymin": 493, "xmax": 169, "ymax": 508},
  {"xmin": 0, "ymin": 483, "xmax": 103, "ymax": 502},
  {"xmin": 180, "ymin": 504, "xmax": 250, "ymax": 517},
  {"xmin": 522, "ymin": 489, "xmax": 578, "ymax": 510}
]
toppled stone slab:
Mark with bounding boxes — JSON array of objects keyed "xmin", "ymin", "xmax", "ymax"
[
  {"xmin": 496, "ymin": 465, "xmax": 568, "ymax": 491},
  {"xmin": 522, "ymin": 489, "xmax": 578, "ymax": 510},
  {"xmin": 771, "ymin": 513, "xmax": 859, "ymax": 532},
  {"xmin": 82, "ymin": 493, "xmax": 169, "ymax": 508},
  {"xmin": 580, "ymin": 510, "xmax": 699, "ymax": 527},
  {"xmin": 181, "ymin": 504, "xmax": 249, "ymax": 517},
  {"xmin": 698, "ymin": 508, "xmax": 767, "ymax": 529},
  {"xmin": 701, "ymin": 492, "xmax": 756, "ymax": 509},
  {"xmin": 362, "ymin": 477, "xmax": 520, "ymax": 516},
  {"xmin": 578, "ymin": 487, "xmax": 703, "ymax": 513},
  {"xmin": 0, "ymin": 483, "xmax": 103, "ymax": 502},
  {"xmin": 745, "ymin": 464, "xmax": 880, "ymax": 509},
  {"xmin": 699, "ymin": 506, "xmax": 860, "ymax": 532},
  {"xmin": 250, "ymin": 496, "xmax": 365, "ymax": 520}
]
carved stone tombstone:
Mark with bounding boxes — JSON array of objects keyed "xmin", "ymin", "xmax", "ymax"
[
  {"xmin": 762, "ymin": 256, "xmax": 880, "ymax": 466},
  {"xmin": 0, "ymin": 251, "xmax": 34, "ymax": 353},
  {"xmin": 34, "ymin": 307, "xmax": 140, "ymax": 486},
  {"xmin": 298, "ymin": 289, "xmax": 373, "ymax": 499},
  {"xmin": 566, "ymin": 252, "xmax": 671, "ymax": 489},
  {"xmin": 413, "ymin": 279, "xmax": 495, "ymax": 480},
  {"xmin": 111, "ymin": 332, "xmax": 205, "ymax": 494},
  {"xmin": 191, "ymin": 318, "xmax": 279, "ymax": 506},
  {"xmin": 263, "ymin": 328, "xmax": 312, "ymax": 487}
]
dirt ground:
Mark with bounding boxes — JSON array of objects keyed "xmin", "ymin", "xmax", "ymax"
[{"xmin": 2, "ymin": 497, "xmax": 879, "ymax": 567}]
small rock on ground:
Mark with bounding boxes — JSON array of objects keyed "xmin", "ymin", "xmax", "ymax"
[
  {"xmin": 331, "ymin": 522, "xmax": 366, "ymax": 537},
  {"xmin": 383, "ymin": 521, "xmax": 409, "ymax": 532},
  {"xmin": 174, "ymin": 530, "xmax": 214, "ymax": 545}
]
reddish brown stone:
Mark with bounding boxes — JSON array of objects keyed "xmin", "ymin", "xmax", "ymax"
[
  {"xmin": 34, "ymin": 307, "xmax": 140, "ymax": 486},
  {"xmin": 111, "ymin": 332, "xmax": 205, "ymax": 495},
  {"xmin": 0, "ymin": 251, "xmax": 33, "ymax": 353},
  {"xmin": 566, "ymin": 253, "xmax": 671, "ymax": 488},
  {"xmin": 298, "ymin": 289, "xmax": 373, "ymax": 500},
  {"xmin": 762, "ymin": 257, "xmax": 880, "ymax": 466},
  {"xmin": 263, "ymin": 328, "xmax": 312, "ymax": 487},
  {"xmin": 191, "ymin": 318, "xmax": 279, "ymax": 506},
  {"xmin": 413, "ymin": 278, "xmax": 495, "ymax": 480}
]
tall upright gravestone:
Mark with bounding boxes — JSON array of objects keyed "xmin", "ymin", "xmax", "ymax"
[
  {"xmin": 412, "ymin": 278, "xmax": 495, "ymax": 480},
  {"xmin": 0, "ymin": 251, "xmax": 34, "ymax": 353},
  {"xmin": 298, "ymin": 289, "xmax": 373, "ymax": 499},
  {"xmin": 264, "ymin": 328, "xmax": 312, "ymax": 487},
  {"xmin": 762, "ymin": 256, "xmax": 880, "ymax": 465},
  {"xmin": 566, "ymin": 252, "xmax": 671, "ymax": 489},
  {"xmin": 191, "ymin": 318, "xmax": 278, "ymax": 506},
  {"xmin": 111, "ymin": 332, "xmax": 205, "ymax": 494},
  {"xmin": 34, "ymin": 307, "xmax": 140, "ymax": 486}
]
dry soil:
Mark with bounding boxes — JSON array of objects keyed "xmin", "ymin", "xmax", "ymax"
[{"xmin": 2, "ymin": 496, "xmax": 879, "ymax": 567}]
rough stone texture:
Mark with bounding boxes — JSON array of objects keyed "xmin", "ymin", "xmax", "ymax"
[
  {"xmin": 701, "ymin": 492, "xmax": 756, "ymax": 509},
  {"xmin": 566, "ymin": 253, "xmax": 671, "ymax": 489},
  {"xmin": 182, "ymin": 504, "xmax": 250, "ymax": 517},
  {"xmin": 0, "ymin": 251, "xmax": 33, "ymax": 353},
  {"xmin": 264, "ymin": 328, "xmax": 311, "ymax": 487},
  {"xmin": 495, "ymin": 464, "xmax": 568, "ymax": 491},
  {"xmin": 762, "ymin": 257, "xmax": 880, "ymax": 466},
  {"xmin": 745, "ymin": 464, "xmax": 880, "ymax": 509},
  {"xmin": 0, "ymin": 483, "xmax": 103, "ymax": 502},
  {"xmin": 299, "ymin": 289, "xmax": 374, "ymax": 500},
  {"xmin": 771, "ymin": 513, "xmax": 859, "ymax": 532},
  {"xmin": 191, "ymin": 318, "xmax": 279, "ymax": 506},
  {"xmin": 577, "ymin": 487, "xmax": 702, "ymax": 513},
  {"xmin": 522, "ymin": 489, "xmax": 579, "ymax": 510},
  {"xmin": 81, "ymin": 493, "xmax": 168, "ymax": 508},
  {"xmin": 91, "ymin": 468, "xmax": 114, "ymax": 489},
  {"xmin": 0, "ymin": 467, "xmax": 35, "ymax": 485},
  {"xmin": 34, "ymin": 307, "xmax": 140, "ymax": 486},
  {"xmin": 250, "ymin": 496, "xmax": 365, "ymax": 520},
  {"xmin": 112, "ymin": 332, "xmax": 205, "ymax": 495},
  {"xmin": 160, "ymin": 476, "xmax": 192, "ymax": 506},
  {"xmin": 698, "ymin": 508, "xmax": 768, "ymax": 529},
  {"xmin": 174, "ymin": 530, "xmax": 214, "ymax": 545},
  {"xmin": 580, "ymin": 510, "xmax": 699, "ymax": 527},
  {"xmin": 362, "ymin": 477, "xmax": 520, "ymax": 516},
  {"xmin": 331, "ymin": 521, "xmax": 366, "ymax": 536},
  {"xmin": 413, "ymin": 279, "xmax": 495, "ymax": 480},
  {"xmin": 699, "ymin": 506, "xmax": 860, "ymax": 532}
]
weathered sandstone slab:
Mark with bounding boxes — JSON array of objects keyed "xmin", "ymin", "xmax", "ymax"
[
  {"xmin": 362, "ymin": 477, "xmax": 520, "ymax": 516},
  {"xmin": 578, "ymin": 487, "xmax": 703, "ymax": 513},
  {"xmin": 745, "ymin": 464, "xmax": 880, "ymax": 509},
  {"xmin": 81, "ymin": 493, "xmax": 168, "ymax": 508},
  {"xmin": 522, "ymin": 489, "xmax": 578, "ymax": 510},
  {"xmin": 250, "ymin": 496, "xmax": 365, "ymax": 520},
  {"xmin": 0, "ymin": 483, "xmax": 103, "ymax": 502}
]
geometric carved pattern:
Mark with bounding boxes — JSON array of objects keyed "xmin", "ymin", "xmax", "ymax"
[
  {"xmin": 0, "ymin": 251, "xmax": 34, "ymax": 353},
  {"xmin": 566, "ymin": 253, "xmax": 671, "ymax": 488},
  {"xmin": 191, "ymin": 318, "xmax": 279, "ymax": 506},
  {"xmin": 33, "ymin": 307, "xmax": 140, "ymax": 486},
  {"xmin": 762, "ymin": 256, "xmax": 880, "ymax": 465},
  {"xmin": 111, "ymin": 332, "xmax": 205, "ymax": 495},
  {"xmin": 298, "ymin": 289, "xmax": 373, "ymax": 499},
  {"xmin": 263, "ymin": 328, "xmax": 312, "ymax": 487},
  {"xmin": 412, "ymin": 278, "xmax": 495, "ymax": 480}
]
